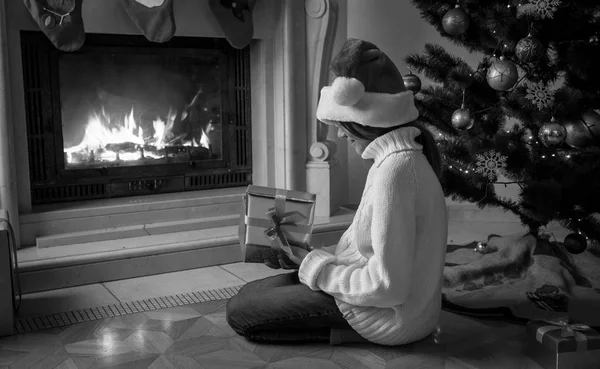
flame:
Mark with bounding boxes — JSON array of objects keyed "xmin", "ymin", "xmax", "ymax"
[{"xmin": 64, "ymin": 106, "xmax": 211, "ymax": 165}]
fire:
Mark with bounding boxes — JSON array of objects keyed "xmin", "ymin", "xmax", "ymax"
[{"xmin": 64, "ymin": 106, "xmax": 211, "ymax": 166}]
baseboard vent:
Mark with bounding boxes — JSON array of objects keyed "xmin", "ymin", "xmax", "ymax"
[{"xmin": 15, "ymin": 285, "xmax": 243, "ymax": 334}]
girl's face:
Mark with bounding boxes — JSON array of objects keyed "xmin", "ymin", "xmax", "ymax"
[{"xmin": 336, "ymin": 125, "xmax": 372, "ymax": 155}]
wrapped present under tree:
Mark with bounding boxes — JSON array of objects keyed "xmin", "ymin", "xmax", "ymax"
[{"xmin": 526, "ymin": 319, "xmax": 600, "ymax": 369}]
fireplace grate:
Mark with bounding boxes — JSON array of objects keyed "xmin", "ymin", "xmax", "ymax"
[
  {"xmin": 32, "ymin": 184, "xmax": 108, "ymax": 203},
  {"xmin": 186, "ymin": 172, "xmax": 251, "ymax": 190}
]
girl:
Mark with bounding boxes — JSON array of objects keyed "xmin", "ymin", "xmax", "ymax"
[{"xmin": 226, "ymin": 39, "xmax": 448, "ymax": 346}]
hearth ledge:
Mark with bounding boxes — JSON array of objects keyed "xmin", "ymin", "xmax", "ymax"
[{"xmin": 17, "ymin": 208, "xmax": 355, "ymax": 293}]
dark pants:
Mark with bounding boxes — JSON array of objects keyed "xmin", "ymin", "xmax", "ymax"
[{"xmin": 225, "ymin": 272, "xmax": 354, "ymax": 343}]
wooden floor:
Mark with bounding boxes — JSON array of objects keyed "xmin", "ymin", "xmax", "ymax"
[{"xmin": 0, "ymin": 297, "xmax": 553, "ymax": 369}]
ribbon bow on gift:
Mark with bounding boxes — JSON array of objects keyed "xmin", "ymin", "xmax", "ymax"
[
  {"xmin": 537, "ymin": 318, "xmax": 592, "ymax": 352},
  {"xmin": 264, "ymin": 207, "xmax": 306, "ymax": 256}
]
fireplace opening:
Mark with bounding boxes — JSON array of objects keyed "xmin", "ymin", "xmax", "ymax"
[
  {"xmin": 60, "ymin": 49, "xmax": 223, "ymax": 169},
  {"xmin": 21, "ymin": 32, "xmax": 252, "ymax": 205}
]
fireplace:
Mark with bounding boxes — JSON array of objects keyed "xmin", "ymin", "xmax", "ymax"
[{"xmin": 20, "ymin": 32, "xmax": 252, "ymax": 205}]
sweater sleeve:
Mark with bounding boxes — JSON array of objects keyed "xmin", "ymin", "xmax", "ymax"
[{"xmin": 299, "ymin": 156, "xmax": 417, "ymax": 308}]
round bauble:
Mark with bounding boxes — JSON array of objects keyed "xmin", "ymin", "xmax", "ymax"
[
  {"xmin": 402, "ymin": 73, "xmax": 422, "ymax": 94},
  {"xmin": 451, "ymin": 107, "xmax": 474, "ymax": 130},
  {"xmin": 564, "ymin": 233, "xmax": 587, "ymax": 254},
  {"xmin": 537, "ymin": 119, "xmax": 567, "ymax": 147},
  {"xmin": 442, "ymin": 6, "xmax": 470, "ymax": 37},
  {"xmin": 563, "ymin": 119, "xmax": 594, "ymax": 149},
  {"xmin": 515, "ymin": 35, "xmax": 544, "ymax": 62},
  {"xmin": 486, "ymin": 58, "xmax": 519, "ymax": 91},
  {"xmin": 581, "ymin": 110, "xmax": 600, "ymax": 138}
]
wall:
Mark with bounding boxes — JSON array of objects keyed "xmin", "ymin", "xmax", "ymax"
[
  {"xmin": 344, "ymin": 0, "xmax": 520, "ymax": 205},
  {"xmin": 327, "ymin": 0, "xmax": 349, "ymax": 207}
]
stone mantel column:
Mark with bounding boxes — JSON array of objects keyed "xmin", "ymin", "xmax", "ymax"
[
  {"xmin": 0, "ymin": 2, "xmax": 20, "ymax": 246},
  {"xmin": 305, "ymin": 0, "xmax": 340, "ymax": 217},
  {"xmin": 271, "ymin": 0, "xmax": 309, "ymax": 192}
]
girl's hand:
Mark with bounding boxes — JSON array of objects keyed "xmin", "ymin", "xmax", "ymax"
[
  {"xmin": 263, "ymin": 249, "xmax": 303, "ymax": 270},
  {"xmin": 283, "ymin": 245, "xmax": 311, "ymax": 266}
]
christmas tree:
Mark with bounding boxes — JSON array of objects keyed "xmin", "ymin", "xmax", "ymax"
[{"xmin": 405, "ymin": 0, "xmax": 600, "ymax": 248}]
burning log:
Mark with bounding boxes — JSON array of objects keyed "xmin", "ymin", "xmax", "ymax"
[
  {"xmin": 105, "ymin": 142, "xmax": 139, "ymax": 152},
  {"xmin": 188, "ymin": 146, "xmax": 210, "ymax": 160}
]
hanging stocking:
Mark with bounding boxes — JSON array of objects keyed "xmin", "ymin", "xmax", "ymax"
[
  {"xmin": 121, "ymin": 0, "xmax": 176, "ymax": 43},
  {"xmin": 23, "ymin": 0, "xmax": 85, "ymax": 52},
  {"xmin": 209, "ymin": 0, "xmax": 256, "ymax": 49}
]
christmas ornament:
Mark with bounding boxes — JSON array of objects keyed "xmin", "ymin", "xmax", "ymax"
[
  {"xmin": 537, "ymin": 118, "xmax": 567, "ymax": 147},
  {"xmin": 581, "ymin": 110, "xmax": 600, "ymax": 138},
  {"xmin": 563, "ymin": 233, "xmax": 587, "ymax": 254},
  {"xmin": 473, "ymin": 242, "xmax": 498, "ymax": 254},
  {"xmin": 451, "ymin": 107, "xmax": 474, "ymax": 130},
  {"xmin": 209, "ymin": 0, "xmax": 256, "ymax": 49},
  {"xmin": 563, "ymin": 119, "xmax": 594, "ymax": 149},
  {"xmin": 442, "ymin": 5, "xmax": 470, "ymax": 37},
  {"xmin": 23, "ymin": 0, "xmax": 85, "ymax": 52},
  {"xmin": 590, "ymin": 35, "xmax": 599, "ymax": 45},
  {"xmin": 546, "ymin": 42, "xmax": 559, "ymax": 66},
  {"xmin": 402, "ymin": 72, "xmax": 422, "ymax": 94},
  {"xmin": 515, "ymin": 34, "xmax": 544, "ymax": 62},
  {"xmin": 518, "ymin": 0, "xmax": 561, "ymax": 19},
  {"xmin": 526, "ymin": 81, "xmax": 555, "ymax": 110},
  {"xmin": 475, "ymin": 150, "xmax": 507, "ymax": 181},
  {"xmin": 121, "ymin": 0, "xmax": 175, "ymax": 43},
  {"xmin": 486, "ymin": 57, "xmax": 519, "ymax": 91}
]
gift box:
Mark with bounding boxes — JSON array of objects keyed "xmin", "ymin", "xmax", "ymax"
[
  {"xmin": 525, "ymin": 319, "xmax": 600, "ymax": 369},
  {"xmin": 238, "ymin": 185, "xmax": 316, "ymax": 264}
]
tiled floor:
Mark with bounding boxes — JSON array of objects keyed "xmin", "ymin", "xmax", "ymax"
[
  {"xmin": 3, "ymin": 218, "xmax": 572, "ymax": 369},
  {"xmin": 1, "ymin": 274, "xmax": 553, "ymax": 369},
  {"xmin": 16, "ymin": 263, "xmax": 291, "ymax": 320},
  {"xmin": 1, "ymin": 262, "xmax": 562, "ymax": 368}
]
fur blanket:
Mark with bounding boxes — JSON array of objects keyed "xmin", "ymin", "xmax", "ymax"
[{"xmin": 442, "ymin": 233, "xmax": 600, "ymax": 325}]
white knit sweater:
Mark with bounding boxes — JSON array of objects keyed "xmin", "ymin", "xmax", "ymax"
[{"xmin": 299, "ymin": 126, "xmax": 448, "ymax": 346}]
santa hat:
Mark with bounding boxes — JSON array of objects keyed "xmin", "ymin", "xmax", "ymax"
[{"xmin": 316, "ymin": 39, "xmax": 419, "ymax": 128}]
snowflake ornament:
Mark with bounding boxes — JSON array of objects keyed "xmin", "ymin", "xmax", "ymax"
[
  {"xmin": 475, "ymin": 150, "xmax": 507, "ymax": 181},
  {"xmin": 526, "ymin": 81, "xmax": 555, "ymax": 110},
  {"xmin": 518, "ymin": 0, "xmax": 561, "ymax": 19}
]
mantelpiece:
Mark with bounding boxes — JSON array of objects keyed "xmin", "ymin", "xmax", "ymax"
[{"xmin": 0, "ymin": 0, "xmax": 351, "ymax": 292}]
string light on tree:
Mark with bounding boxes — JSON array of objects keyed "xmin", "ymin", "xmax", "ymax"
[{"xmin": 442, "ymin": 2, "xmax": 470, "ymax": 37}]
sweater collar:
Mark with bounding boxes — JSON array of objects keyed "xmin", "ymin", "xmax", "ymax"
[{"xmin": 361, "ymin": 126, "xmax": 423, "ymax": 167}]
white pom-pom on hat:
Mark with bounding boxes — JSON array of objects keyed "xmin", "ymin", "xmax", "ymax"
[{"xmin": 331, "ymin": 77, "xmax": 365, "ymax": 106}]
